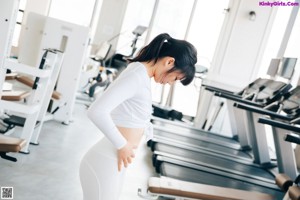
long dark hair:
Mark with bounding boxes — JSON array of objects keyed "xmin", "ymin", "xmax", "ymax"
[{"xmin": 129, "ymin": 33, "xmax": 197, "ymax": 85}]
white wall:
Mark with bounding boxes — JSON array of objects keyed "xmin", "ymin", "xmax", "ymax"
[{"xmin": 207, "ymin": 0, "xmax": 276, "ymax": 90}]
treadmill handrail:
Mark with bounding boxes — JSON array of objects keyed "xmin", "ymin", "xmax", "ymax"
[
  {"xmin": 204, "ymin": 84, "xmax": 236, "ymax": 95},
  {"xmin": 215, "ymin": 92, "xmax": 264, "ymax": 107},
  {"xmin": 285, "ymin": 134, "xmax": 300, "ymax": 145},
  {"xmin": 234, "ymin": 103, "xmax": 294, "ymax": 121},
  {"xmin": 258, "ymin": 117, "xmax": 300, "ymax": 134}
]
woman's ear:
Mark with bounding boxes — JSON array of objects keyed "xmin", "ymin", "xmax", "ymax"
[{"xmin": 165, "ymin": 57, "xmax": 175, "ymax": 67}]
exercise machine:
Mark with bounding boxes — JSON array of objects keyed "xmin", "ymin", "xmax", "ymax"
[
  {"xmin": 233, "ymin": 85, "xmax": 300, "ymax": 179},
  {"xmin": 150, "ymin": 86, "xmax": 300, "ymax": 193},
  {"xmin": 107, "ymin": 25, "xmax": 147, "ymax": 70},
  {"xmin": 18, "ymin": 12, "xmax": 90, "ymax": 125},
  {"xmin": 0, "ymin": 49, "xmax": 64, "ymax": 153},
  {"xmin": 0, "ymin": 0, "xmax": 64, "ymax": 153},
  {"xmin": 149, "ymin": 76, "xmax": 292, "ymax": 167},
  {"xmin": 204, "ymin": 57, "xmax": 297, "ymax": 165},
  {"xmin": 146, "ymin": 79, "xmax": 300, "ymax": 199}
]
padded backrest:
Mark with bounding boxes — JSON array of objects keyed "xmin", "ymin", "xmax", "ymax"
[{"xmin": 0, "ymin": 135, "xmax": 26, "ymax": 152}]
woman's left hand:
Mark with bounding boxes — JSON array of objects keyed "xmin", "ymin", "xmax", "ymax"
[{"xmin": 117, "ymin": 142, "xmax": 137, "ymax": 171}]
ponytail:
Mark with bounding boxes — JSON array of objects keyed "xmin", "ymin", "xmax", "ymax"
[
  {"xmin": 129, "ymin": 33, "xmax": 197, "ymax": 86},
  {"xmin": 129, "ymin": 33, "xmax": 171, "ymax": 64}
]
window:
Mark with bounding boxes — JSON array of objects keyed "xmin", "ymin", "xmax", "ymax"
[
  {"xmin": 148, "ymin": 0, "xmax": 194, "ymax": 40},
  {"xmin": 12, "ymin": 0, "xmax": 27, "ymax": 47},
  {"xmin": 115, "ymin": 0, "xmax": 155, "ymax": 56},
  {"xmin": 257, "ymin": 6, "xmax": 293, "ymax": 77},
  {"xmin": 49, "ymin": 0, "xmax": 97, "ymax": 27},
  {"xmin": 170, "ymin": 0, "xmax": 230, "ymax": 116},
  {"xmin": 284, "ymin": 7, "xmax": 300, "ymax": 86}
]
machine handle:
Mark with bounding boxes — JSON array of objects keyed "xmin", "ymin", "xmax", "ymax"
[
  {"xmin": 258, "ymin": 117, "xmax": 300, "ymax": 134},
  {"xmin": 235, "ymin": 103, "xmax": 293, "ymax": 121},
  {"xmin": 285, "ymin": 134, "xmax": 300, "ymax": 145}
]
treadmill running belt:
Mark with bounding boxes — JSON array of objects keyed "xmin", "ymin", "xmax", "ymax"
[
  {"xmin": 153, "ymin": 130, "xmax": 251, "ymax": 159},
  {"xmin": 152, "ymin": 119, "xmax": 238, "ymax": 144},
  {"xmin": 160, "ymin": 162, "xmax": 284, "ymax": 200},
  {"xmin": 155, "ymin": 143, "xmax": 274, "ymax": 180}
]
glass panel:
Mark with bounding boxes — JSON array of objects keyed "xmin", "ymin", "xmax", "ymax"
[
  {"xmin": 115, "ymin": 0, "xmax": 155, "ymax": 56},
  {"xmin": 16, "ymin": 11, "xmax": 24, "ymax": 23},
  {"xmin": 187, "ymin": 0, "xmax": 230, "ymax": 68},
  {"xmin": 148, "ymin": 0, "xmax": 194, "ymax": 40},
  {"xmin": 12, "ymin": 25, "xmax": 22, "ymax": 47},
  {"xmin": 257, "ymin": 6, "xmax": 293, "ymax": 77},
  {"xmin": 171, "ymin": 0, "xmax": 230, "ymax": 117},
  {"xmin": 12, "ymin": 0, "xmax": 27, "ymax": 47},
  {"xmin": 284, "ymin": 8, "xmax": 300, "ymax": 86},
  {"xmin": 49, "ymin": 0, "xmax": 96, "ymax": 26}
]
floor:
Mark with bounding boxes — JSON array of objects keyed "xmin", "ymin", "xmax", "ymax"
[{"xmin": 0, "ymin": 102, "xmax": 156, "ymax": 200}]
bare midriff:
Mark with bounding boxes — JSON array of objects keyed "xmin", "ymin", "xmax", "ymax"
[{"xmin": 117, "ymin": 126, "xmax": 144, "ymax": 147}]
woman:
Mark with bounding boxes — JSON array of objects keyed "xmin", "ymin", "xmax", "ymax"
[{"xmin": 79, "ymin": 33, "xmax": 197, "ymax": 200}]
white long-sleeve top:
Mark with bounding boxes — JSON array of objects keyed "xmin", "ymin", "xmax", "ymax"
[{"xmin": 87, "ymin": 62, "xmax": 153, "ymax": 149}]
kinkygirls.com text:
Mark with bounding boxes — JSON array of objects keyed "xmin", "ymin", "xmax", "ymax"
[{"xmin": 259, "ymin": 1, "xmax": 299, "ymax": 7}]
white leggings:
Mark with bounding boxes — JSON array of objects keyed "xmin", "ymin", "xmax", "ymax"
[{"xmin": 79, "ymin": 137, "xmax": 127, "ymax": 200}]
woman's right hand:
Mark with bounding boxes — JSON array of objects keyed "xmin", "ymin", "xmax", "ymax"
[{"xmin": 117, "ymin": 142, "xmax": 137, "ymax": 171}]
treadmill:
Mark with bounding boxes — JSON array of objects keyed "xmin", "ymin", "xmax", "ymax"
[
  {"xmin": 234, "ymin": 85, "xmax": 300, "ymax": 179},
  {"xmin": 209, "ymin": 80, "xmax": 292, "ymax": 165},
  {"xmin": 200, "ymin": 57, "xmax": 296, "ymax": 151},
  {"xmin": 208, "ymin": 57, "xmax": 297, "ymax": 157},
  {"xmin": 150, "ymin": 79, "xmax": 292, "ymax": 166},
  {"xmin": 146, "ymin": 59, "xmax": 296, "ymax": 198},
  {"xmin": 150, "ymin": 86, "xmax": 300, "ymax": 179},
  {"xmin": 149, "ymin": 86, "xmax": 300, "ymax": 200},
  {"xmin": 157, "ymin": 162, "xmax": 285, "ymax": 199}
]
